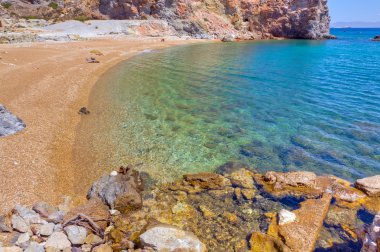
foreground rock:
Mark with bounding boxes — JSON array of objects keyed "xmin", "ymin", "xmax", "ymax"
[
  {"xmin": 87, "ymin": 166, "xmax": 143, "ymax": 212},
  {"xmin": 0, "ymin": 104, "xmax": 26, "ymax": 137},
  {"xmin": 355, "ymin": 175, "xmax": 380, "ymax": 196},
  {"xmin": 140, "ymin": 224, "xmax": 207, "ymax": 252}
]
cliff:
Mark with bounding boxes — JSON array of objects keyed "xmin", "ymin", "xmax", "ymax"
[{"xmin": 0, "ymin": 0, "xmax": 332, "ymax": 39}]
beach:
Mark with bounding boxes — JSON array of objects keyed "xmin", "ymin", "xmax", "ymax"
[{"xmin": 0, "ymin": 37, "xmax": 207, "ymax": 213}]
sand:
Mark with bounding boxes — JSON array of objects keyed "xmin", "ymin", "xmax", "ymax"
[{"xmin": 0, "ymin": 37, "xmax": 207, "ymax": 213}]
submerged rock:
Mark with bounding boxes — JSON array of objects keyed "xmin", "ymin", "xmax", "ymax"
[
  {"xmin": 355, "ymin": 175, "xmax": 380, "ymax": 196},
  {"xmin": 249, "ymin": 232, "xmax": 291, "ymax": 252},
  {"xmin": 372, "ymin": 35, "xmax": 380, "ymax": 41},
  {"xmin": 183, "ymin": 172, "xmax": 231, "ymax": 189},
  {"xmin": 140, "ymin": 224, "xmax": 207, "ymax": 252},
  {"xmin": 0, "ymin": 104, "xmax": 26, "ymax": 137},
  {"xmin": 264, "ymin": 171, "xmax": 317, "ymax": 188}
]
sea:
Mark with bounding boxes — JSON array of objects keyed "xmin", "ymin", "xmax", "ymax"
[{"xmin": 77, "ymin": 28, "xmax": 380, "ymax": 182}]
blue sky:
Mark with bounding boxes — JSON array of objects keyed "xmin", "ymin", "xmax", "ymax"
[{"xmin": 329, "ymin": 0, "xmax": 380, "ymax": 23}]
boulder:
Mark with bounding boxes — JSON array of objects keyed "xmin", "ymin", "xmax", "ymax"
[
  {"xmin": 0, "ymin": 104, "xmax": 26, "ymax": 137},
  {"xmin": 264, "ymin": 171, "xmax": 317, "ymax": 188},
  {"xmin": 229, "ymin": 169, "xmax": 255, "ymax": 189},
  {"xmin": 0, "ymin": 215, "xmax": 12, "ymax": 232},
  {"xmin": 221, "ymin": 35, "xmax": 235, "ymax": 42},
  {"xmin": 45, "ymin": 232, "xmax": 71, "ymax": 251},
  {"xmin": 361, "ymin": 213, "xmax": 380, "ymax": 252},
  {"xmin": 24, "ymin": 242, "xmax": 45, "ymax": 252},
  {"xmin": 140, "ymin": 224, "xmax": 207, "ymax": 252},
  {"xmin": 249, "ymin": 232, "xmax": 291, "ymax": 252},
  {"xmin": 11, "ymin": 215, "xmax": 29, "ymax": 233},
  {"xmin": 269, "ymin": 193, "xmax": 332, "ymax": 252},
  {"xmin": 64, "ymin": 225, "xmax": 87, "ymax": 245},
  {"xmin": 355, "ymin": 175, "xmax": 380, "ymax": 196},
  {"xmin": 372, "ymin": 35, "xmax": 380, "ymax": 41},
  {"xmin": 87, "ymin": 166, "xmax": 143, "ymax": 212},
  {"xmin": 32, "ymin": 202, "xmax": 57, "ymax": 218},
  {"xmin": 39, "ymin": 223, "xmax": 55, "ymax": 236},
  {"xmin": 183, "ymin": 173, "xmax": 231, "ymax": 189}
]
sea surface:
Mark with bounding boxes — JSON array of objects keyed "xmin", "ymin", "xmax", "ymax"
[{"xmin": 80, "ymin": 28, "xmax": 380, "ymax": 181}]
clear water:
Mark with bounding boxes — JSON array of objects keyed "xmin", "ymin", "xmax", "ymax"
[{"xmin": 83, "ymin": 28, "xmax": 380, "ymax": 181}]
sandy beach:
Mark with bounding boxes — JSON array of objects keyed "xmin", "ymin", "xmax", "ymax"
[{"xmin": 0, "ymin": 37, "xmax": 206, "ymax": 213}]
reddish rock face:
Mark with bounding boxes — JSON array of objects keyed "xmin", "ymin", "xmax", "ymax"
[{"xmin": 3, "ymin": 0, "xmax": 332, "ymax": 39}]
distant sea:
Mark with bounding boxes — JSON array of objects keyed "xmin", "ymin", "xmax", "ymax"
[{"xmin": 81, "ymin": 28, "xmax": 380, "ymax": 182}]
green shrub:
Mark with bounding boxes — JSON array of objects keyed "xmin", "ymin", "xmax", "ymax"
[
  {"xmin": 1, "ymin": 2, "xmax": 12, "ymax": 9},
  {"xmin": 74, "ymin": 15, "xmax": 90, "ymax": 22},
  {"xmin": 48, "ymin": 2, "xmax": 58, "ymax": 9}
]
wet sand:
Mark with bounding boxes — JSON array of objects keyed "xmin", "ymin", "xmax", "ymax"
[{"xmin": 0, "ymin": 37, "xmax": 207, "ymax": 213}]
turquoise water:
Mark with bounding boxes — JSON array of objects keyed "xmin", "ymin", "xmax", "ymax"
[{"xmin": 88, "ymin": 29, "xmax": 380, "ymax": 181}]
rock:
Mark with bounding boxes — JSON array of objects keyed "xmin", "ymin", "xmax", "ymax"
[
  {"xmin": 13, "ymin": 205, "xmax": 43, "ymax": 224},
  {"xmin": 11, "ymin": 214, "xmax": 29, "ymax": 233},
  {"xmin": 78, "ymin": 107, "xmax": 90, "ymax": 115},
  {"xmin": 278, "ymin": 209, "xmax": 296, "ymax": 225},
  {"xmin": 40, "ymin": 223, "xmax": 55, "ymax": 236},
  {"xmin": 331, "ymin": 180, "xmax": 366, "ymax": 203},
  {"xmin": 241, "ymin": 189, "xmax": 256, "ymax": 200},
  {"xmin": 140, "ymin": 224, "xmax": 207, "ymax": 252},
  {"xmin": 222, "ymin": 211, "xmax": 238, "ymax": 223},
  {"xmin": 229, "ymin": 169, "xmax": 255, "ymax": 189},
  {"xmin": 87, "ymin": 166, "xmax": 143, "ymax": 212},
  {"xmin": 269, "ymin": 193, "xmax": 332, "ymax": 252},
  {"xmin": 58, "ymin": 196, "xmax": 74, "ymax": 213},
  {"xmin": 64, "ymin": 225, "xmax": 87, "ymax": 245},
  {"xmin": 183, "ymin": 173, "xmax": 231, "ymax": 189},
  {"xmin": 45, "ymin": 232, "xmax": 71, "ymax": 251},
  {"xmin": 92, "ymin": 244, "xmax": 113, "ymax": 252},
  {"xmin": 0, "ymin": 104, "xmax": 26, "ymax": 137},
  {"xmin": 221, "ymin": 35, "xmax": 235, "ymax": 42},
  {"xmin": 47, "ymin": 211, "xmax": 65, "ymax": 224},
  {"xmin": 198, "ymin": 205, "xmax": 216, "ymax": 219},
  {"xmin": 361, "ymin": 213, "xmax": 380, "ymax": 252},
  {"xmin": 355, "ymin": 175, "xmax": 380, "ymax": 196},
  {"xmin": 0, "ymin": 246, "xmax": 23, "ymax": 252},
  {"xmin": 32, "ymin": 202, "xmax": 57, "ymax": 218},
  {"xmin": 110, "ymin": 171, "xmax": 117, "ymax": 176},
  {"xmin": 24, "ymin": 242, "xmax": 45, "ymax": 252},
  {"xmin": 16, "ymin": 232, "xmax": 30, "ymax": 247},
  {"xmin": 264, "ymin": 171, "xmax": 317, "ymax": 188},
  {"xmin": 249, "ymin": 232, "xmax": 291, "ymax": 252},
  {"xmin": 0, "ymin": 215, "xmax": 12, "ymax": 232},
  {"xmin": 85, "ymin": 234, "xmax": 103, "ymax": 245},
  {"xmin": 372, "ymin": 35, "xmax": 380, "ymax": 41},
  {"xmin": 86, "ymin": 57, "xmax": 99, "ymax": 63}
]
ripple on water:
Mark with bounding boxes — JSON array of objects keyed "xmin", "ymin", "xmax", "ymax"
[{"xmin": 78, "ymin": 29, "xmax": 380, "ymax": 182}]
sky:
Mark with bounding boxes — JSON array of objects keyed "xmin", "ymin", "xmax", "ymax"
[{"xmin": 328, "ymin": 0, "xmax": 380, "ymax": 23}]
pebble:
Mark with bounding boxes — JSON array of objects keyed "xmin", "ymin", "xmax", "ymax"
[
  {"xmin": 85, "ymin": 234, "xmax": 103, "ymax": 245},
  {"xmin": 110, "ymin": 171, "xmax": 118, "ymax": 176},
  {"xmin": 16, "ymin": 232, "xmax": 30, "ymax": 247},
  {"xmin": 40, "ymin": 223, "xmax": 55, "ymax": 236},
  {"xmin": 24, "ymin": 242, "xmax": 45, "ymax": 252},
  {"xmin": 93, "ymin": 244, "xmax": 113, "ymax": 252},
  {"xmin": 11, "ymin": 215, "xmax": 29, "ymax": 233},
  {"xmin": 64, "ymin": 225, "xmax": 87, "ymax": 245},
  {"xmin": 47, "ymin": 211, "xmax": 65, "ymax": 224},
  {"xmin": 45, "ymin": 232, "xmax": 71, "ymax": 251},
  {"xmin": 278, "ymin": 209, "xmax": 296, "ymax": 225},
  {"xmin": 0, "ymin": 246, "xmax": 23, "ymax": 252}
]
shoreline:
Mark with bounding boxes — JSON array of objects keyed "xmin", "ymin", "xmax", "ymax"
[{"xmin": 0, "ymin": 37, "xmax": 210, "ymax": 214}]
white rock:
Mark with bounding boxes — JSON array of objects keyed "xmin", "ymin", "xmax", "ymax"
[
  {"xmin": 140, "ymin": 224, "xmax": 206, "ymax": 252},
  {"xmin": 54, "ymin": 224, "xmax": 63, "ymax": 232},
  {"xmin": 64, "ymin": 225, "xmax": 87, "ymax": 245},
  {"xmin": 24, "ymin": 242, "xmax": 44, "ymax": 252},
  {"xmin": 16, "ymin": 232, "xmax": 30, "ymax": 246},
  {"xmin": 278, "ymin": 209, "xmax": 296, "ymax": 225},
  {"xmin": 14, "ymin": 205, "xmax": 43, "ymax": 224},
  {"xmin": 11, "ymin": 215, "xmax": 29, "ymax": 233},
  {"xmin": 109, "ymin": 209, "xmax": 120, "ymax": 215},
  {"xmin": 45, "ymin": 232, "xmax": 71, "ymax": 251},
  {"xmin": 40, "ymin": 223, "xmax": 55, "ymax": 236},
  {"xmin": 110, "ymin": 171, "xmax": 118, "ymax": 176},
  {"xmin": 0, "ymin": 246, "xmax": 23, "ymax": 252}
]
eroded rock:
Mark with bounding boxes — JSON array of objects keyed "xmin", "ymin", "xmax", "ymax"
[
  {"xmin": 87, "ymin": 166, "xmax": 143, "ymax": 212},
  {"xmin": 355, "ymin": 175, "xmax": 380, "ymax": 196},
  {"xmin": 183, "ymin": 172, "xmax": 231, "ymax": 189},
  {"xmin": 140, "ymin": 224, "xmax": 207, "ymax": 252}
]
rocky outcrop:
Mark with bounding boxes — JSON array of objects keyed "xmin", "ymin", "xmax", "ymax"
[
  {"xmin": 0, "ymin": 104, "xmax": 26, "ymax": 137},
  {"xmin": 372, "ymin": 35, "xmax": 380, "ymax": 41},
  {"xmin": 0, "ymin": 0, "xmax": 333, "ymax": 39}
]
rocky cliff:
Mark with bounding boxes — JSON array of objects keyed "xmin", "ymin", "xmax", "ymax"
[{"xmin": 0, "ymin": 0, "xmax": 332, "ymax": 39}]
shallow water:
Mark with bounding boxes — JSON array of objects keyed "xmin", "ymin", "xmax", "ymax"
[{"xmin": 81, "ymin": 28, "xmax": 380, "ymax": 181}]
